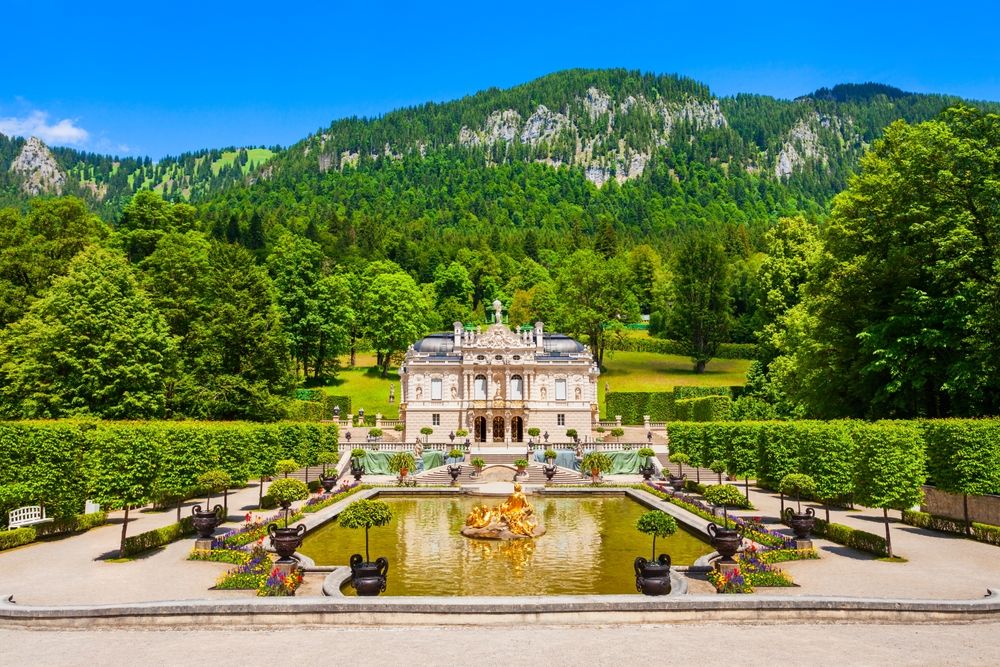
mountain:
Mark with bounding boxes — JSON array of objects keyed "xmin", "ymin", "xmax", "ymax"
[{"xmin": 2, "ymin": 69, "xmax": 996, "ymax": 260}]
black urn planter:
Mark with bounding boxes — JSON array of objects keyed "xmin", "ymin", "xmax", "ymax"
[
  {"xmin": 191, "ymin": 504, "xmax": 223, "ymax": 538},
  {"xmin": 784, "ymin": 507, "xmax": 816, "ymax": 540},
  {"xmin": 320, "ymin": 474, "xmax": 338, "ymax": 493},
  {"xmin": 543, "ymin": 464, "xmax": 557, "ymax": 481},
  {"xmin": 349, "ymin": 553, "xmax": 389, "ymax": 596},
  {"xmin": 639, "ymin": 463, "xmax": 656, "ymax": 481},
  {"xmin": 707, "ymin": 522, "xmax": 745, "ymax": 563},
  {"xmin": 447, "ymin": 464, "xmax": 463, "ymax": 483},
  {"xmin": 668, "ymin": 475, "xmax": 686, "ymax": 491},
  {"xmin": 634, "ymin": 554, "xmax": 672, "ymax": 596},
  {"xmin": 351, "ymin": 462, "xmax": 365, "ymax": 482},
  {"xmin": 268, "ymin": 523, "xmax": 306, "ymax": 563}
]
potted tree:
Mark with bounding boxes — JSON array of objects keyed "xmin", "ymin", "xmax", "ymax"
[
  {"xmin": 420, "ymin": 426, "xmax": 434, "ymax": 443},
  {"xmin": 710, "ymin": 459, "xmax": 727, "ymax": 485},
  {"xmin": 667, "ymin": 453, "xmax": 690, "ymax": 489},
  {"xmin": 634, "ymin": 510, "xmax": 677, "ymax": 595},
  {"xmin": 580, "ymin": 451, "xmax": 612, "ymax": 484},
  {"xmin": 543, "ymin": 448, "xmax": 557, "ymax": 464},
  {"xmin": 192, "ymin": 468, "xmax": 230, "ymax": 538},
  {"xmin": 338, "ymin": 499, "xmax": 393, "ymax": 596},
  {"xmin": 388, "ymin": 451, "xmax": 416, "ymax": 481},
  {"xmin": 350, "ymin": 448, "xmax": 367, "ymax": 481},
  {"xmin": 446, "ymin": 448, "xmax": 464, "ymax": 483},
  {"xmin": 611, "ymin": 427, "xmax": 625, "ymax": 442},
  {"xmin": 266, "ymin": 478, "xmax": 309, "ymax": 564},
  {"xmin": 780, "ymin": 473, "xmax": 818, "ymax": 543},
  {"xmin": 565, "ymin": 429, "xmax": 578, "ymax": 443},
  {"xmin": 595, "ymin": 426, "xmax": 606, "ymax": 442},
  {"xmin": 513, "ymin": 458, "xmax": 529, "ymax": 477},
  {"xmin": 368, "ymin": 428, "xmax": 384, "ymax": 441},
  {"xmin": 275, "ymin": 459, "xmax": 298, "ymax": 478},
  {"xmin": 317, "ymin": 450, "xmax": 339, "ymax": 492},
  {"xmin": 471, "ymin": 457, "xmax": 486, "ymax": 477},
  {"xmin": 637, "ymin": 447, "xmax": 656, "ymax": 480},
  {"xmin": 527, "ymin": 427, "xmax": 541, "ymax": 441}
]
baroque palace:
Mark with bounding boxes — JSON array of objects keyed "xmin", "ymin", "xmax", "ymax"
[{"xmin": 400, "ymin": 301, "xmax": 599, "ymax": 444}]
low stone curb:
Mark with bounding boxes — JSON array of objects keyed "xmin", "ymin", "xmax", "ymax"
[{"xmin": 1, "ymin": 589, "xmax": 998, "ymax": 628}]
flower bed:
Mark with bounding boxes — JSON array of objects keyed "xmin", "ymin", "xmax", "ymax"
[
  {"xmin": 707, "ymin": 568, "xmax": 752, "ymax": 593},
  {"xmin": 214, "ymin": 545, "xmax": 273, "ymax": 590},
  {"xmin": 707, "ymin": 545, "xmax": 806, "ymax": 593},
  {"xmin": 258, "ymin": 567, "xmax": 304, "ymax": 596}
]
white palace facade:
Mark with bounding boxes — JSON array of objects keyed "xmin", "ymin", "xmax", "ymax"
[{"xmin": 399, "ymin": 307, "xmax": 599, "ymax": 445}]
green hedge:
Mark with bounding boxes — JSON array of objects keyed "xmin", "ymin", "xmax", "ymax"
[
  {"xmin": 814, "ymin": 519, "xmax": 888, "ymax": 557},
  {"xmin": 35, "ymin": 511, "xmax": 108, "ymax": 538},
  {"xmin": 0, "ymin": 527, "xmax": 36, "ymax": 551},
  {"xmin": 122, "ymin": 516, "xmax": 195, "ymax": 557},
  {"xmin": 902, "ymin": 510, "xmax": 1000, "ymax": 547},
  {"xmin": 606, "ymin": 387, "xmax": 737, "ymax": 424},
  {"xmin": 287, "ymin": 395, "xmax": 351, "ymax": 422},
  {"xmin": 0, "ymin": 420, "xmax": 338, "ymax": 527},
  {"xmin": 674, "ymin": 396, "xmax": 733, "ymax": 422},
  {"xmin": 609, "ymin": 335, "xmax": 758, "ymax": 360},
  {"xmin": 919, "ymin": 420, "xmax": 1000, "ymax": 496}
]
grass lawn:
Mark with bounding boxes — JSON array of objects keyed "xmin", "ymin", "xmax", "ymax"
[{"xmin": 316, "ymin": 351, "xmax": 750, "ymax": 421}]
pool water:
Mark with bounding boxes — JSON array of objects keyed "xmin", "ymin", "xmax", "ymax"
[{"xmin": 299, "ymin": 495, "xmax": 712, "ymax": 596}]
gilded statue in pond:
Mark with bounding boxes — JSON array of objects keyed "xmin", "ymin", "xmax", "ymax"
[{"xmin": 462, "ymin": 483, "xmax": 545, "ymax": 540}]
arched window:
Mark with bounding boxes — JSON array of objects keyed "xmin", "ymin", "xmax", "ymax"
[
  {"xmin": 474, "ymin": 375, "xmax": 487, "ymax": 400},
  {"xmin": 510, "ymin": 375, "xmax": 523, "ymax": 400}
]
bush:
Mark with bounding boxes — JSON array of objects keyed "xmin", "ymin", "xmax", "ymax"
[
  {"xmin": 351, "ymin": 448, "xmax": 367, "ymax": 459},
  {"xmin": 368, "ymin": 428, "xmax": 384, "ymax": 438},
  {"xmin": 274, "ymin": 459, "xmax": 298, "ymax": 477},
  {"xmin": 674, "ymin": 396, "xmax": 733, "ymax": 422},
  {"xmin": 779, "ymin": 474, "xmax": 817, "ymax": 501},
  {"xmin": 810, "ymin": 518, "xmax": 888, "ymax": 557},
  {"xmin": 267, "ymin": 478, "xmax": 309, "ymax": 506},
  {"xmin": 471, "ymin": 457, "xmax": 486, "ymax": 469},
  {"xmin": 0, "ymin": 527, "xmax": 36, "ymax": 551},
  {"xmin": 543, "ymin": 449, "xmax": 558, "ymax": 460},
  {"xmin": 902, "ymin": 510, "xmax": 1000, "ymax": 547},
  {"xmin": 637, "ymin": 447, "xmax": 654, "ymax": 459},
  {"xmin": 607, "ymin": 334, "xmax": 758, "ymax": 360},
  {"xmin": 514, "ymin": 458, "xmax": 529, "ymax": 468},
  {"xmin": 730, "ymin": 396, "xmax": 778, "ymax": 421},
  {"xmin": 388, "ymin": 452, "xmax": 415, "ymax": 473},
  {"xmin": 448, "ymin": 448, "xmax": 464, "ymax": 459},
  {"xmin": 35, "ymin": 511, "xmax": 108, "ymax": 538},
  {"xmin": 122, "ymin": 516, "xmax": 195, "ymax": 557},
  {"xmin": 580, "ymin": 452, "xmax": 613, "ymax": 476},
  {"xmin": 683, "ymin": 479, "xmax": 707, "ymax": 494},
  {"xmin": 703, "ymin": 484, "xmax": 753, "ymax": 509}
]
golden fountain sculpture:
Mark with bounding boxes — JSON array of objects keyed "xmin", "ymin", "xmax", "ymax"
[{"xmin": 462, "ymin": 483, "xmax": 546, "ymax": 540}]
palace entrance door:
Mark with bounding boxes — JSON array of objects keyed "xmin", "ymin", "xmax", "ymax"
[
  {"xmin": 492, "ymin": 416, "xmax": 505, "ymax": 442},
  {"xmin": 510, "ymin": 416, "xmax": 523, "ymax": 442},
  {"xmin": 474, "ymin": 416, "xmax": 487, "ymax": 443}
]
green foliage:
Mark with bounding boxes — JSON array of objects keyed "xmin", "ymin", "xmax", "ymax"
[
  {"xmin": 364, "ymin": 272, "xmax": 432, "ymax": 377},
  {"xmin": 266, "ymin": 478, "xmax": 309, "ymax": 506},
  {"xmin": 448, "ymin": 448, "xmax": 464, "ymax": 459},
  {"xmin": 274, "ymin": 459, "xmax": 298, "ymax": 476},
  {"xmin": 610, "ymin": 427, "xmax": 625, "ymax": 439},
  {"xmin": 351, "ymin": 448, "xmax": 367, "ymax": 459},
  {"xmin": 902, "ymin": 510, "xmax": 1000, "ymax": 548},
  {"xmin": 709, "ymin": 459, "xmax": 727, "ymax": 474},
  {"xmin": 853, "ymin": 423, "xmax": 925, "ymax": 511},
  {"xmin": 35, "ymin": 511, "xmax": 108, "ymax": 538},
  {"xmin": 703, "ymin": 484, "xmax": 753, "ymax": 509},
  {"xmin": 637, "ymin": 447, "xmax": 654, "ymax": 459},
  {"xmin": 608, "ymin": 335, "xmax": 758, "ymax": 360},
  {"xmin": 527, "ymin": 428, "xmax": 541, "ymax": 437},
  {"xmin": 420, "ymin": 426, "xmax": 434, "ymax": 437},
  {"xmin": 471, "ymin": 457, "xmax": 486, "ymax": 469},
  {"xmin": 779, "ymin": 473, "xmax": 816, "ymax": 499},
  {"xmin": 387, "ymin": 451, "xmax": 415, "ymax": 473},
  {"xmin": 565, "ymin": 429, "xmax": 578, "ymax": 440},
  {"xmin": 543, "ymin": 448, "xmax": 558, "ymax": 460},
  {"xmin": 196, "ymin": 469, "xmax": 231, "ymax": 495},
  {"xmin": 121, "ymin": 516, "xmax": 195, "ymax": 557},
  {"xmin": 455, "ymin": 429, "xmax": 469, "ymax": 437},
  {"xmin": 812, "ymin": 519, "xmax": 888, "ymax": 557},
  {"xmin": 674, "ymin": 396, "xmax": 733, "ymax": 421},
  {"xmin": 316, "ymin": 450, "xmax": 338, "ymax": 465},
  {"xmin": 635, "ymin": 510, "xmax": 678, "ymax": 538},
  {"xmin": 580, "ymin": 451, "xmax": 613, "ymax": 475},
  {"xmin": 368, "ymin": 428, "xmax": 383, "ymax": 438},
  {"xmin": 0, "ymin": 527, "xmax": 36, "ymax": 551},
  {"xmin": 920, "ymin": 420, "xmax": 1000, "ymax": 496},
  {"xmin": 188, "ymin": 548, "xmax": 251, "ymax": 565},
  {"xmin": 513, "ymin": 458, "xmax": 529, "ymax": 468},
  {"xmin": 338, "ymin": 498, "xmax": 393, "ymax": 530}
]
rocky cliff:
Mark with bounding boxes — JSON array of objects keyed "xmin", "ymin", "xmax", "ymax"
[{"xmin": 9, "ymin": 137, "xmax": 66, "ymax": 195}]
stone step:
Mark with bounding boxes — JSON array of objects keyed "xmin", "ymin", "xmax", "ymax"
[{"xmin": 416, "ymin": 463, "xmax": 583, "ymax": 485}]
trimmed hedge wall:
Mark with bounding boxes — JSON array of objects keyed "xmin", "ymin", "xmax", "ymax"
[
  {"xmin": 606, "ymin": 387, "xmax": 738, "ymax": 424},
  {"xmin": 609, "ymin": 335, "xmax": 758, "ymax": 360},
  {"xmin": 287, "ymin": 394, "xmax": 351, "ymax": 422},
  {"xmin": 0, "ymin": 421, "xmax": 338, "ymax": 528},
  {"xmin": 674, "ymin": 396, "xmax": 733, "ymax": 422},
  {"xmin": 35, "ymin": 511, "xmax": 108, "ymax": 538},
  {"xmin": 0, "ymin": 527, "xmax": 36, "ymax": 551},
  {"xmin": 122, "ymin": 516, "xmax": 195, "ymax": 557}
]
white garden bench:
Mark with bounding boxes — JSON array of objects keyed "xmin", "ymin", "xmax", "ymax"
[{"xmin": 8, "ymin": 505, "xmax": 53, "ymax": 530}]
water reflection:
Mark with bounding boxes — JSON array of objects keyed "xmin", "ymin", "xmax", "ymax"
[{"xmin": 299, "ymin": 496, "xmax": 712, "ymax": 596}]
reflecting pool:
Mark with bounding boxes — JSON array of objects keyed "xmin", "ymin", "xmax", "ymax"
[{"xmin": 299, "ymin": 495, "xmax": 712, "ymax": 596}]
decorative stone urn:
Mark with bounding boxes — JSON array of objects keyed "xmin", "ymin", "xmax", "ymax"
[
  {"xmin": 351, "ymin": 462, "xmax": 365, "ymax": 482},
  {"xmin": 447, "ymin": 464, "xmax": 463, "ymax": 483},
  {"xmin": 634, "ymin": 554, "xmax": 672, "ymax": 596},
  {"xmin": 349, "ymin": 553, "xmax": 389, "ymax": 596},
  {"xmin": 542, "ymin": 464, "xmax": 557, "ymax": 481},
  {"xmin": 191, "ymin": 504, "xmax": 223, "ymax": 538},
  {"xmin": 784, "ymin": 506, "xmax": 816, "ymax": 541},
  {"xmin": 320, "ymin": 474, "xmax": 338, "ymax": 493},
  {"xmin": 668, "ymin": 474, "xmax": 686, "ymax": 491},
  {"xmin": 707, "ymin": 522, "xmax": 745, "ymax": 563},
  {"xmin": 268, "ymin": 523, "xmax": 306, "ymax": 563},
  {"xmin": 639, "ymin": 463, "xmax": 656, "ymax": 481}
]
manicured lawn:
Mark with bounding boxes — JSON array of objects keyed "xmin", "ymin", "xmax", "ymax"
[{"xmin": 318, "ymin": 351, "xmax": 749, "ymax": 421}]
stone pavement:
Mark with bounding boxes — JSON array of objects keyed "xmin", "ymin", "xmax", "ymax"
[{"xmin": 2, "ymin": 622, "xmax": 997, "ymax": 666}]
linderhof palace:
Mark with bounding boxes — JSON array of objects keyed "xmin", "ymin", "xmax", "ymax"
[{"xmin": 399, "ymin": 301, "xmax": 599, "ymax": 444}]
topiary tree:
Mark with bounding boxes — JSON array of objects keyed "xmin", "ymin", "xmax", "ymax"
[
  {"xmin": 351, "ymin": 448, "xmax": 367, "ymax": 461},
  {"xmin": 636, "ymin": 510, "xmax": 678, "ymax": 561},
  {"xmin": 779, "ymin": 473, "xmax": 817, "ymax": 514},
  {"xmin": 455, "ymin": 428, "xmax": 469, "ymax": 438},
  {"xmin": 668, "ymin": 453, "xmax": 691, "ymax": 478},
  {"xmin": 703, "ymin": 484, "xmax": 752, "ymax": 518},
  {"xmin": 543, "ymin": 448, "xmax": 558, "ymax": 462},
  {"xmin": 267, "ymin": 478, "xmax": 309, "ymax": 527},
  {"xmin": 710, "ymin": 459, "xmax": 727, "ymax": 485},
  {"xmin": 419, "ymin": 426, "xmax": 433, "ymax": 442},
  {"xmin": 275, "ymin": 459, "xmax": 298, "ymax": 478},
  {"xmin": 853, "ymin": 423, "xmax": 925, "ymax": 559},
  {"xmin": 316, "ymin": 450, "xmax": 338, "ymax": 477},
  {"xmin": 565, "ymin": 429, "xmax": 579, "ymax": 442},
  {"xmin": 471, "ymin": 457, "xmax": 486, "ymax": 471},
  {"xmin": 368, "ymin": 428, "xmax": 383, "ymax": 439},
  {"xmin": 448, "ymin": 448, "xmax": 464, "ymax": 460},
  {"xmin": 338, "ymin": 499, "xmax": 393, "ymax": 563},
  {"xmin": 581, "ymin": 451, "xmax": 613, "ymax": 483},
  {"xmin": 637, "ymin": 447, "xmax": 655, "ymax": 460},
  {"xmin": 514, "ymin": 458, "xmax": 529, "ymax": 469},
  {"xmin": 527, "ymin": 427, "xmax": 541, "ymax": 439},
  {"xmin": 196, "ymin": 468, "xmax": 232, "ymax": 516},
  {"xmin": 611, "ymin": 427, "xmax": 625, "ymax": 441}
]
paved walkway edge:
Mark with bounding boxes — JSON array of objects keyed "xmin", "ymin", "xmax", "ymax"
[{"xmin": 2, "ymin": 589, "xmax": 998, "ymax": 628}]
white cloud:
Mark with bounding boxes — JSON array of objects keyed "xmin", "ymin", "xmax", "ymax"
[{"xmin": 0, "ymin": 110, "xmax": 89, "ymax": 145}]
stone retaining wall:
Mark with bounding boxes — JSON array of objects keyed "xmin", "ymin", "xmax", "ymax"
[{"xmin": 922, "ymin": 486, "xmax": 1000, "ymax": 526}]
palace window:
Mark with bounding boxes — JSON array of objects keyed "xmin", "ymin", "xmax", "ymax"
[
  {"xmin": 557, "ymin": 414, "xmax": 565, "ymax": 426},
  {"xmin": 432, "ymin": 414, "xmax": 440, "ymax": 426},
  {"xmin": 431, "ymin": 378, "xmax": 442, "ymax": 401},
  {"xmin": 474, "ymin": 375, "xmax": 487, "ymax": 400},
  {"xmin": 555, "ymin": 379, "xmax": 567, "ymax": 401},
  {"xmin": 510, "ymin": 375, "xmax": 523, "ymax": 400}
]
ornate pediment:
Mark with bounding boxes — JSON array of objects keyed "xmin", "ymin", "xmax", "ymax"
[{"xmin": 465, "ymin": 324, "xmax": 532, "ymax": 351}]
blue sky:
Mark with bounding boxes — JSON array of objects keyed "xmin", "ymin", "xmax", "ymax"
[{"xmin": 3, "ymin": 0, "xmax": 998, "ymax": 159}]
